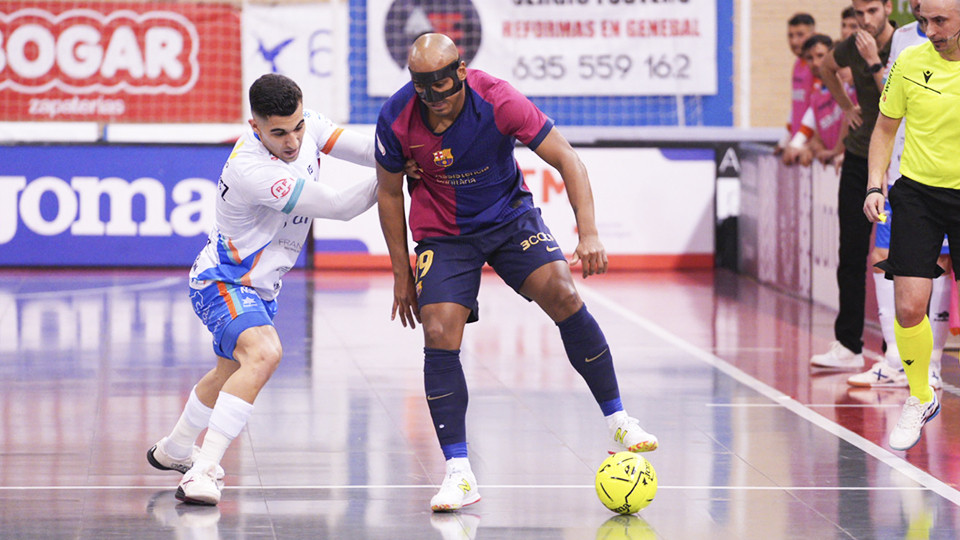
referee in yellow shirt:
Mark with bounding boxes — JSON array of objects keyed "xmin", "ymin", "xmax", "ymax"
[{"xmin": 864, "ymin": 0, "xmax": 960, "ymax": 451}]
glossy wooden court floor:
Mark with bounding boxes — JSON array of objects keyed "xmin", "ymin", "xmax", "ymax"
[{"xmin": 2, "ymin": 267, "xmax": 960, "ymax": 539}]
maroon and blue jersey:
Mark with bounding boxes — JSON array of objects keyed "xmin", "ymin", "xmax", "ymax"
[{"xmin": 375, "ymin": 69, "xmax": 554, "ymax": 241}]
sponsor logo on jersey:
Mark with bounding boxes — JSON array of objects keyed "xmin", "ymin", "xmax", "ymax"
[
  {"xmin": 433, "ymin": 148, "xmax": 454, "ymax": 168},
  {"xmin": 520, "ymin": 232, "xmax": 555, "ymax": 251},
  {"xmin": 376, "ymin": 133, "xmax": 386, "ymax": 155},
  {"xmin": 270, "ymin": 178, "xmax": 293, "ymax": 199}
]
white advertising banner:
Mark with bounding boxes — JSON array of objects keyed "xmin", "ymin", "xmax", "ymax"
[
  {"xmin": 241, "ymin": 3, "xmax": 350, "ymax": 124},
  {"xmin": 811, "ymin": 161, "xmax": 841, "ymax": 311},
  {"xmin": 314, "ymin": 140, "xmax": 715, "ymax": 258},
  {"xmin": 366, "ymin": 0, "xmax": 717, "ymax": 97}
]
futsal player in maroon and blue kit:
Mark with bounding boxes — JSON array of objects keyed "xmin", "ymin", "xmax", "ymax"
[{"xmin": 375, "ymin": 33, "xmax": 658, "ymax": 512}]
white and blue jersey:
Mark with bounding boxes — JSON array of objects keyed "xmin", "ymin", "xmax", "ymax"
[{"xmin": 190, "ymin": 109, "xmax": 373, "ymax": 301}]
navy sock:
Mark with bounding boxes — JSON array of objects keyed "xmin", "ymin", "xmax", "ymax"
[
  {"xmin": 424, "ymin": 347, "xmax": 469, "ymax": 459},
  {"xmin": 557, "ymin": 304, "xmax": 621, "ymax": 408},
  {"xmin": 440, "ymin": 442, "xmax": 468, "ymax": 460},
  {"xmin": 598, "ymin": 397, "xmax": 624, "ymax": 417}
]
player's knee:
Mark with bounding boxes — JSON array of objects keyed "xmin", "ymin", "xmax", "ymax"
[
  {"xmin": 896, "ymin": 306, "xmax": 928, "ymax": 328},
  {"xmin": 240, "ymin": 341, "xmax": 283, "ymax": 379},
  {"xmin": 422, "ymin": 320, "xmax": 454, "ymax": 348},
  {"xmin": 544, "ymin": 282, "xmax": 582, "ymax": 320}
]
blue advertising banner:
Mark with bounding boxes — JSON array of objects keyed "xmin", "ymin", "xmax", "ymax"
[{"xmin": 0, "ymin": 144, "xmax": 305, "ymax": 268}]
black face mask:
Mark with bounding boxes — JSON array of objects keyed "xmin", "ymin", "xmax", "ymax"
[{"xmin": 409, "ymin": 58, "xmax": 463, "ymax": 103}]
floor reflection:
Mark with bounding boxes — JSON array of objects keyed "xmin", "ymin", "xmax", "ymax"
[{"xmin": 1, "ymin": 269, "xmax": 959, "ymax": 538}]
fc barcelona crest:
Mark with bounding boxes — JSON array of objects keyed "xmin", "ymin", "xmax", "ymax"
[{"xmin": 433, "ymin": 148, "xmax": 454, "ymax": 167}]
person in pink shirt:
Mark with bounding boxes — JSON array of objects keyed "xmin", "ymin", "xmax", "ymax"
[
  {"xmin": 777, "ymin": 13, "xmax": 816, "ymax": 159},
  {"xmin": 782, "ymin": 35, "xmax": 857, "ymax": 167},
  {"xmin": 808, "ymin": 35, "xmax": 857, "ymax": 164}
]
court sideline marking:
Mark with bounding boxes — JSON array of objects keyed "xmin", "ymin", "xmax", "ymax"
[
  {"xmin": 0, "ymin": 485, "xmax": 929, "ymax": 491},
  {"xmin": 578, "ymin": 283, "xmax": 960, "ymax": 507}
]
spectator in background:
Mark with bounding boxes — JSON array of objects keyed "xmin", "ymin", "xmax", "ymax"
[
  {"xmin": 847, "ymin": 0, "xmax": 951, "ymax": 390},
  {"xmin": 841, "ymin": 6, "xmax": 860, "ymax": 40},
  {"xmin": 828, "ymin": 6, "xmax": 861, "ymax": 170},
  {"xmin": 776, "ymin": 13, "xmax": 816, "ymax": 159},
  {"xmin": 782, "ymin": 35, "xmax": 857, "ymax": 168},
  {"xmin": 809, "ymin": 0, "xmax": 896, "ymax": 370}
]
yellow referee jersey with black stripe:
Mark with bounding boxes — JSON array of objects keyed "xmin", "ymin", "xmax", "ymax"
[{"xmin": 880, "ymin": 41, "xmax": 960, "ymax": 188}]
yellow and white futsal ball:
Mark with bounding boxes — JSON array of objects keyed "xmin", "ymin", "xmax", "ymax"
[{"xmin": 595, "ymin": 452, "xmax": 657, "ymax": 514}]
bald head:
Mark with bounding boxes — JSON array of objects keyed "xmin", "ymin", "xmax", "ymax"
[
  {"xmin": 923, "ymin": 0, "xmax": 960, "ymax": 11},
  {"xmin": 407, "ymin": 33, "xmax": 465, "ymax": 105},
  {"xmin": 409, "ymin": 33, "xmax": 460, "ymax": 72},
  {"xmin": 920, "ymin": 0, "xmax": 960, "ymax": 18},
  {"xmin": 919, "ymin": 0, "xmax": 960, "ymax": 59}
]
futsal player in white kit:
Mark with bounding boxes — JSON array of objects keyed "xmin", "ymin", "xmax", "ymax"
[
  {"xmin": 847, "ymin": 0, "xmax": 951, "ymax": 389},
  {"xmin": 145, "ymin": 74, "xmax": 381, "ymax": 505}
]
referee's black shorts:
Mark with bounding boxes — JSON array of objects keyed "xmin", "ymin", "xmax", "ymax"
[{"xmin": 876, "ymin": 176, "xmax": 960, "ymax": 278}]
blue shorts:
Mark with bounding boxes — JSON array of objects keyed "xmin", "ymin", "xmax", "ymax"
[
  {"xmin": 413, "ymin": 209, "xmax": 567, "ymax": 323},
  {"xmin": 875, "ymin": 198, "xmax": 949, "ymax": 254},
  {"xmin": 190, "ymin": 283, "xmax": 278, "ymax": 360}
]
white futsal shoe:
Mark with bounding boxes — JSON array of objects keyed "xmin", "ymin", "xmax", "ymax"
[
  {"xmin": 146, "ymin": 437, "xmax": 199, "ymax": 474},
  {"xmin": 810, "ymin": 341, "xmax": 864, "ymax": 370},
  {"xmin": 431, "ymin": 459, "xmax": 481, "ymax": 512},
  {"xmin": 607, "ymin": 411, "xmax": 658, "ymax": 453},
  {"xmin": 176, "ymin": 461, "xmax": 225, "ymax": 506},
  {"xmin": 847, "ymin": 362, "xmax": 908, "ymax": 387},
  {"xmin": 889, "ymin": 389, "xmax": 940, "ymax": 451}
]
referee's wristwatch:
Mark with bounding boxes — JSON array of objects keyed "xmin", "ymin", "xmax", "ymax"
[
  {"xmin": 868, "ymin": 62, "xmax": 884, "ymax": 74},
  {"xmin": 865, "ymin": 187, "xmax": 884, "ymax": 198}
]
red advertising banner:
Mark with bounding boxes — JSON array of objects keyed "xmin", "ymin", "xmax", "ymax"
[{"xmin": 0, "ymin": 1, "xmax": 241, "ymax": 122}]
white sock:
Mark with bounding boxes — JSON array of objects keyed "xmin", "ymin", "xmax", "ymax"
[
  {"xmin": 605, "ymin": 410, "xmax": 630, "ymax": 430},
  {"xmin": 197, "ymin": 391, "xmax": 254, "ymax": 465},
  {"xmin": 165, "ymin": 385, "xmax": 213, "ymax": 460},
  {"xmin": 929, "ymin": 273, "xmax": 951, "ymax": 371},
  {"xmin": 446, "ymin": 457, "xmax": 471, "ymax": 473},
  {"xmin": 874, "ymin": 272, "xmax": 900, "ymax": 367}
]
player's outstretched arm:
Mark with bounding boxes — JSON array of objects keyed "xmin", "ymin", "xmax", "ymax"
[
  {"xmin": 292, "ymin": 175, "xmax": 377, "ymax": 221},
  {"xmin": 533, "ymin": 127, "xmax": 608, "ymax": 278},
  {"xmin": 377, "ymin": 163, "xmax": 420, "ymax": 328},
  {"xmin": 324, "ymin": 127, "xmax": 376, "ymax": 167}
]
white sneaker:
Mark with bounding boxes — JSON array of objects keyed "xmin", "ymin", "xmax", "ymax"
[
  {"xmin": 176, "ymin": 461, "xmax": 225, "ymax": 506},
  {"xmin": 147, "ymin": 437, "xmax": 199, "ymax": 474},
  {"xmin": 810, "ymin": 341, "xmax": 864, "ymax": 369},
  {"xmin": 847, "ymin": 362, "xmax": 908, "ymax": 387},
  {"xmin": 929, "ymin": 367, "xmax": 943, "ymax": 390},
  {"xmin": 608, "ymin": 411, "xmax": 658, "ymax": 453},
  {"xmin": 430, "ymin": 461, "xmax": 481, "ymax": 512},
  {"xmin": 889, "ymin": 389, "xmax": 940, "ymax": 451}
]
